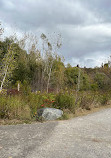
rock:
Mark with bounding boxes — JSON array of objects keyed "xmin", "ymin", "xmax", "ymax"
[{"xmin": 37, "ymin": 108, "xmax": 63, "ymax": 121}]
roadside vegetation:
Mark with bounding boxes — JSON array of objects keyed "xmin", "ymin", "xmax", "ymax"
[{"xmin": 0, "ymin": 23, "xmax": 111, "ymax": 124}]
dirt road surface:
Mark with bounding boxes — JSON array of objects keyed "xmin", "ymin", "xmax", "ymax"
[{"xmin": 0, "ymin": 108, "xmax": 111, "ymax": 158}]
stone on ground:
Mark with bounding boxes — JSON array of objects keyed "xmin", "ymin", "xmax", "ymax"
[{"xmin": 37, "ymin": 108, "xmax": 63, "ymax": 121}]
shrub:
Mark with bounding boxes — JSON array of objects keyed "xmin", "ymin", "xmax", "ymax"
[
  {"xmin": 21, "ymin": 80, "xmax": 31, "ymax": 95},
  {"xmin": 79, "ymin": 92, "xmax": 110, "ymax": 110},
  {"xmin": 99, "ymin": 93, "xmax": 110, "ymax": 105},
  {"xmin": 54, "ymin": 92, "xmax": 75, "ymax": 111},
  {"xmin": 0, "ymin": 89, "xmax": 7, "ymax": 95},
  {"xmin": 27, "ymin": 93, "xmax": 40, "ymax": 114},
  {"xmin": 0, "ymin": 96, "xmax": 8, "ymax": 118},
  {"xmin": 0, "ymin": 95, "xmax": 31, "ymax": 120},
  {"xmin": 79, "ymin": 92, "xmax": 95, "ymax": 110},
  {"xmin": 26, "ymin": 93, "xmax": 56, "ymax": 118}
]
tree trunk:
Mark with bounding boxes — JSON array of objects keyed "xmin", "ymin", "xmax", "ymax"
[
  {"xmin": 0, "ymin": 65, "xmax": 8, "ymax": 91},
  {"xmin": 46, "ymin": 67, "xmax": 52, "ymax": 93}
]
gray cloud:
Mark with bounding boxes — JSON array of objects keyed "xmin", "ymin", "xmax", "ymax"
[
  {"xmin": 83, "ymin": 0, "xmax": 111, "ymax": 23},
  {"xmin": 0, "ymin": 0, "xmax": 111, "ymax": 67},
  {"xmin": 0, "ymin": 0, "xmax": 97, "ymax": 28}
]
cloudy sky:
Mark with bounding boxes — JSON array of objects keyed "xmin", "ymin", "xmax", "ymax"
[{"xmin": 0, "ymin": 0, "xmax": 111, "ymax": 67}]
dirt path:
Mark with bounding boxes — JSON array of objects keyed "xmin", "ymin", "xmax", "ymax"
[{"xmin": 0, "ymin": 108, "xmax": 111, "ymax": 158}]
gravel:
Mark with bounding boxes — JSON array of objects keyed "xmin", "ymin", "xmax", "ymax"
[{"xmin": 0, "ymin": 108, "xmax": 111, "ymax": 158}]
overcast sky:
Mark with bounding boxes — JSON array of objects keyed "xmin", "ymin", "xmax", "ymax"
[{"xmin": 0, "ymin": 0, "xmax": 111, "ymax": 67}]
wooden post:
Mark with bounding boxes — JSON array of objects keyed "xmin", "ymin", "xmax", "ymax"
[{"xmin": 17, "ymin": 83, "xmax": 20, "ymax": 91}]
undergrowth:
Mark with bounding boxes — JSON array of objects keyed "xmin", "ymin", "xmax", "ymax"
[{"xmin": 0, "ymin": 90, "xmax": 110, "ymax": 121}]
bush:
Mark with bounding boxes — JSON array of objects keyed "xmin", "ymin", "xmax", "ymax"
[
  {"xmin": 0, "ymin": 95, "xmax": 31, "ymax": 120},
  {"xmin": 54, "ymin": 92, "xmax": 75, "ymax": 111},
  {"xmin": 26, "ymin": 92, "xmax": 56, "ymax": 118},
  {"xmin": 21, "ymin": 80, "xmax": 31, "ymax": 95},
  {"xmin": 79, "ymin": 92, "xmax": 110, "ymax": 110},
  {"xmin": 0, "ymin": 92, "xmax": 56, "ymax": 120},
  {"xmin": 79, "ymin": 92, "xmax": 95, "ymax": 110},
  {"xmin": 99, "ymin": 93, "xmax": 110, "ymax": 105},
  {"xmin": 0, "ymin": 89, "xmax": 7, "ymax": 95}
]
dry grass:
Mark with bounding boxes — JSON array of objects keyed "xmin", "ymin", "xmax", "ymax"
[
  {"xmin": 74, "ymin": 104, "xmax": 111, "ymax": 118},
  {"xmin": 59, "ymin": 103, "xmax": 111, "ymax": 121}
]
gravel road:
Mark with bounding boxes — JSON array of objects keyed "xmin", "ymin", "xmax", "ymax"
[{"xmin": 0, "ymin": 108, "xmax": 111, "ymax": 158}]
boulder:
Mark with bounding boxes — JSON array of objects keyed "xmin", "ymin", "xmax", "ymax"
[{"xmin": 37, "ymin": 108, "xmax": 63, "ymax": 121}]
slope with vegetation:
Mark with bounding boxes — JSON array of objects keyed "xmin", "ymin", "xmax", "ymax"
[{"xmin": 0, "ymin": 24, "xmax": 111, "ymax": 123}]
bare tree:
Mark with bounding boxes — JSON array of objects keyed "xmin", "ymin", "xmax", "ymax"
[
  {"xmin": 0, "ymin": 42, "xmax": 16, "ymax": 90},
  {"xmin": 40, "ymin": 33, "xmax": 62, "ymax": 93}
]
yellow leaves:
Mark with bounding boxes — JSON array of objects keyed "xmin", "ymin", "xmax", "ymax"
[{"xmin": 0, "ymin": 89, "xmax": 7, "ymax": 95}]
